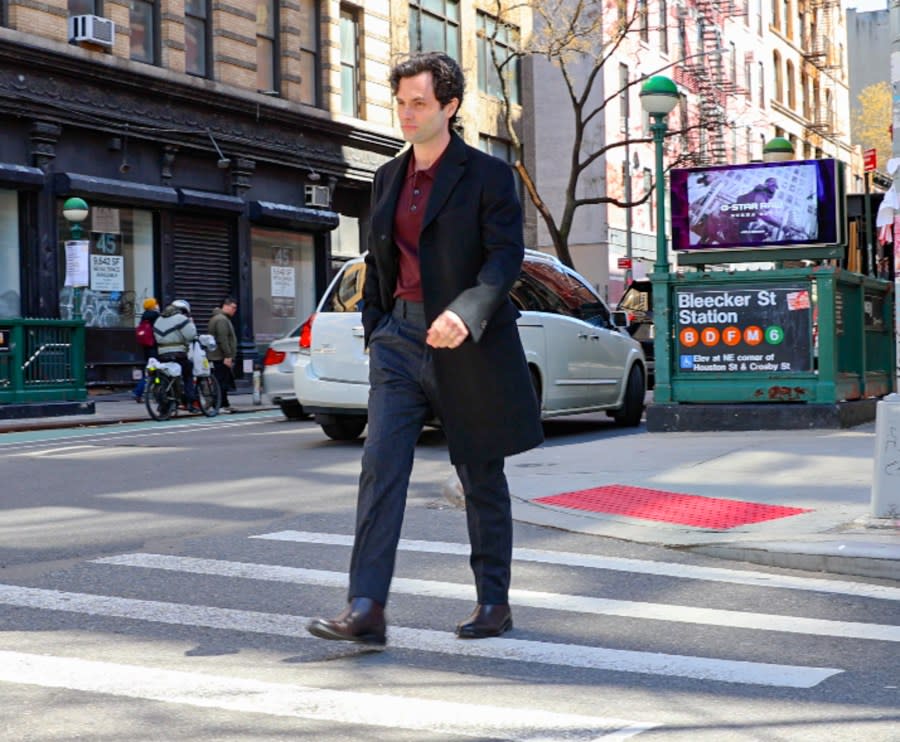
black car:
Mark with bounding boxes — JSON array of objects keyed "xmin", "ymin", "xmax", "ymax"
[{"xmin": 616, "ymin": 279, "xmax": 654, "ymax": 388}]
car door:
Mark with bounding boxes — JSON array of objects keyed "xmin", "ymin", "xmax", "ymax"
[
  {"xmin": 519, "ymin": 257, "xmax": 628, "ymax": 409},
  {"xmin": 307, "ymin": 260, "xmax": 370, "ymax": 386},
  {"xmin": 514, "ymin": 258, "xmax": 592, "ymax": 410}
]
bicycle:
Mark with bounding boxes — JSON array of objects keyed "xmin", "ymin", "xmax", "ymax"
[{"xmin": 145, "ymin": 353, "xmax": 221, "ymax": 421}]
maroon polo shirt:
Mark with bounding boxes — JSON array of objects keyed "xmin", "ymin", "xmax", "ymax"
[{"xmin": 393, "ymin": 152, "xmax": 444, "ymax": 302}]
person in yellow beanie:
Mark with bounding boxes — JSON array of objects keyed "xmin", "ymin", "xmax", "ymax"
[{"xmin": 132, "ymin": 297, "xmax": 161, "ymax": 402}]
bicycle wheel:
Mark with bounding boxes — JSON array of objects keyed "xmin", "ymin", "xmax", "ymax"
[
  {"xmin": 196, "ymin": 374, "xmax": 220, "ymax": 417},
  {"xmin": 145, "ymin": 374, "xmax": 175, "ymax": 421}
]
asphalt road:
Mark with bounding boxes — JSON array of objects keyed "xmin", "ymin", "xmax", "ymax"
[{"xmin": 0, "ymin": 412, "xmax": 897, "ymax": 741}]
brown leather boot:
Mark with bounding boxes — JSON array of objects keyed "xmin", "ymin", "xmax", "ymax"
[
  {"xmin": 455, "ymin": 603, "xmax": 512, "ymax": 639},
  {"xmin": 307, "ymin": 597, "xmax": 386, "ymax": 646}
]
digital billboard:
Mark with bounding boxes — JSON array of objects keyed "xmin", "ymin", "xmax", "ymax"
[{"xmin": 670, "ymin": 159, "xmax": 841, "ymax": 252}]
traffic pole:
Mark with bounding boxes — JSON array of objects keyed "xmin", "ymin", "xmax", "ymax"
[{"xmin": 893, "ymin": 0, "xmax": 900, "ymax": 389}]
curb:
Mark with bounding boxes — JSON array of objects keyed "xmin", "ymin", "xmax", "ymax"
[
  {"xmin": 0, "ymin": 405, "xmax": 277, "ymax": 434},
  {"xmin": 441, "ymin": 474, "xmax": 900, "ymax": 582},
  {"xmin": 687, "ymin": 540, "xmax": 900, "ymax": 581}
]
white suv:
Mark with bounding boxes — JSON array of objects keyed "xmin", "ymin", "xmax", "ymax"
[{"xmin": 295, "ymin": 251, "xmax": 646, "ymax": 440}]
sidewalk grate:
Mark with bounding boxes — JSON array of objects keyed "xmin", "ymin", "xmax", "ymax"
[{"xmin": 534, "ymin": 484, "xmax": 812, "ymax": 529}]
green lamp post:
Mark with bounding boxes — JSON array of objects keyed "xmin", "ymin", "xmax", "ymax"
[
  {"xmin": 762, "ymin": 136, "xmax": 794, "ymax": 163},
  {"xmin": 62, "ymin": 197, "xmax": 89, "ymax": 320},
  {"xmin": 640, "ymin": 75, "xmax": 679, "ymax": 404},
  {"xmin": 639, "ymin": 76, "xmax": 680, "ymax": 274}
]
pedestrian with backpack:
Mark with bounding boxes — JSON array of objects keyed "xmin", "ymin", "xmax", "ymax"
[
  {"xmin": 153, "ymin": 299, "xmax": 199, "ymax": 410},
  {"xmin": 132, "ymin": 298, "xmax": 160, "ymax": 402}
]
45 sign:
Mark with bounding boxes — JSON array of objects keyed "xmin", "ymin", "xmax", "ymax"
[{"xmin": 675, "ymin": 284, "xmax": 812, "ymax": 374}]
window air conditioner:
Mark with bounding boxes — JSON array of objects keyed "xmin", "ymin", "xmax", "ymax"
[
  {"xmin": 305, "ymin": 185, "xmax": 330, "ymax": 208},
  {"xmin": 69, "ymin": 15, "xmax": 115, "ymax": 49}
]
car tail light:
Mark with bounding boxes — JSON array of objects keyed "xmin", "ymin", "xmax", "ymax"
[
  {"xmin": 262, "ymin": 347, "xmax": 286, "ymax": 366},
  {"xmin": 299, "ymin": 313, "xmax": 316, "ymax": 350}
]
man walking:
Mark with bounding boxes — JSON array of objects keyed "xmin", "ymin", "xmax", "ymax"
[
  {"xmin": 307, "ymin": 52, "xmax": 543, "ymax": 647},
  {"xmin": 207, "ymin": 297, "xmax": 238, "ymax": 412}
]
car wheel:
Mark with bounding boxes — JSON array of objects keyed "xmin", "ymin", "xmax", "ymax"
[
  {"xmin": 319, "ymin": 414, "xmax": 367, "ymax": 441},
  {"xmin": 279, "ymin": 400, "xmax": 310, "ymax": 420},
  {"xmin": 613, "ymin": 364, "xmax": 645, "ymax": 427}
]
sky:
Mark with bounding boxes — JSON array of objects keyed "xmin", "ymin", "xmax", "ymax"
[{"xmin": 843, "ymin": 0, "xmax": 889, "ymax": 10}]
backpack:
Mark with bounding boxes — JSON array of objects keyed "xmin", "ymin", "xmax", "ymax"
[{"xmin": 136, "ymin": 319, "xmax": 155, "ymax": 348}]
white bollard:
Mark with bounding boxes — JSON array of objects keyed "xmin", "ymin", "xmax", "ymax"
[
  {"xmin": 871, "ymin": 393, "xmax": 900, "ymax": 517},
  {"xmin": 252, "ymin": 368, "xmax": 262, "ymax": 406}
]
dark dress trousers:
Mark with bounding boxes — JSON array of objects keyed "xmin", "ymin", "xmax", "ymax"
[{"xmin": 348, "ymin": 133, "xmax": 543, "ymax": 607}]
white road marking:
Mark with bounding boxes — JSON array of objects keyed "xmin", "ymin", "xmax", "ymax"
[
  {"xmin": 93, "ymin": 553, "xmax": 900, "ymax": 643},
  {"xmin": 16, "ymin": 444, "xmax": 165, "ymax": 459},
  {"xmin": 253, "ymin": 530, "xmax": 900, "ymax": 602},
  {"xmin": 0, "ymin": 584, "xmax": 840, "ymax": 688},
  {"xmin": 0, "ymin": 650, "xmax": 657, "ymax": 740},
  {"xmin": 0, "ymin": 413, "xmax": 280, "ymax": 451}
]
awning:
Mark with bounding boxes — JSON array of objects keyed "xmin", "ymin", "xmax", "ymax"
[
  {"xmin": 248, "ymin": 200, "xmax": 339, "ymax": 232},
  {"xmin": 54, "ymin": 173, "xmax": 179, "ymax": 207},
  {"xmin": 0, "ymin": 162, "xmax": 45, "ymax": 189},
  {"xmin": 178, "ymin": 188, "xmax": 245, "ymax": 213}
]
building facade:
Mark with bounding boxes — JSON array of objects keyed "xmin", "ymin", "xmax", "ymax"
[
  {"xmin": 846, "ymin": 6, "xmax": 890, "ymax": 169},
  {"xmin": 0, "ymin": 0, "xmax": 406, "ymax": 384}
]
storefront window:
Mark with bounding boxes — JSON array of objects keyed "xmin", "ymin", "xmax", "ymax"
[
  {"xmin": 251, "ymin": 227, "xmax": 315, "ymax": 350},
  {"xmin": 0, "ymin": 189, "xmax": 19, "ymax": 317},
  {"xmin": 57, "ymin": 204, "xmax": 155, "ymax": 328}
]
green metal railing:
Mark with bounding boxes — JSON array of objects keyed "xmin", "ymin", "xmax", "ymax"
[
  {"xmin": 0, "ymin": 319, "xmax": 87, "ymax": 403},
  {"xmin": 654, "ymin": 267, "xmax": 895, "ymax": 405}
]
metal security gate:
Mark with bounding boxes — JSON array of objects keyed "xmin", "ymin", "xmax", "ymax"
[{"xmin": 172, "ymin": 215, "xmax": 234, "ymax": 327}]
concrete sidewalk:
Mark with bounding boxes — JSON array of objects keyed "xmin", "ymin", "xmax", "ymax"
[
  {"xmin": 2, "ymin": 393, "xmax": 898, "ymax": 582},
  {"xmin": 500, "ymin": 421, "xmax": 899, "ymax": 581}
]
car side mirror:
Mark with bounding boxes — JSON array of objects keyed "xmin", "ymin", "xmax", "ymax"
[{"xmin": 610, "ymin": 310, "xmax": 629, "ymax": 329}]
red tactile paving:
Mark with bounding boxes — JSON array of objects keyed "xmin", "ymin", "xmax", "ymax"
[{"xmin": 534, "ymin": 484, "xmax": 811, "ymax": 530}]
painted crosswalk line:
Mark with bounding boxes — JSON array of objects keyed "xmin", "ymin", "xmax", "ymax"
[
  {"xmin": 252, "ymin": 530, "xmax": 900, "ymax": 602},
  {"xmin": 92, "ymin": 553, "xmax": 900, "ymax": 643},
  {"xmin": 0, "ymin": 584, "xmax": 841, "ymax": 687},
  {"xmin": 0, "ymin": 650, "xmax": 658, "ymax": 740},
  {"xmin": 0, "ymin": 413, "xmax": 280, "ymax": 451}
]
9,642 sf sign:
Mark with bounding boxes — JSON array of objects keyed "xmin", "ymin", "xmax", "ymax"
[{"xmin": 675, "ymin": 284, "xmax": 812, "ymax": 373}]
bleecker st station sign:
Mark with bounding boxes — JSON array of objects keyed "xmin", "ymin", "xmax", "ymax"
[{"xmin": 675, "ymin": 284, "xmax": 813, "ymax": 373}]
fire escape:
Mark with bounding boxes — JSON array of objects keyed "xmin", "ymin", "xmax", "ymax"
[
  {"xmin": 803, "ymin": 0, "xmax": 841, "ymax": 140},
  {"xmin": 677, "ymin": 0, "xmax": 744, "ymax": 165}
]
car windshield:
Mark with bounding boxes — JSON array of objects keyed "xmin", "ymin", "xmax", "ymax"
[
  {"xmin": 618, "ymin": 283, "xmax": 651, "ymax": 312},
  {"xmin": 323, "ymin": 261, "xmax": 365, "ymax": 313},
  {"xmin": 512, "ymin": 258, "xmax": 610, "ymax": 326}
]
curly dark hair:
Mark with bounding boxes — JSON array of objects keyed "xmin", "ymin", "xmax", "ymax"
[{"xmin": 389, "ymin": 52, "xmax": 465, "ymax": 126}]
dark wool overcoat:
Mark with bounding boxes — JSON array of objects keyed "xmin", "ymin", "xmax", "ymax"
[{"xmin": 362, "ymin": 132, "xmax": 543, "ymax": 464}]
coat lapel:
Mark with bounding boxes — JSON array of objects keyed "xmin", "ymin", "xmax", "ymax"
[
  {"xmin": 421, "ymin": 133, "xmax": 467, "ymax": 233},
  {"xmin": 372, "ymin": 148, "xmax": 413, "ymax": 243}
]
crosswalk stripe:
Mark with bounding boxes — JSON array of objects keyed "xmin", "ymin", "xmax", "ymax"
[
  {"xmin": 93, "ymin": 553, "xmax": 900, "ymax": 643},
  {"xmin": 0, "ymin": 414, "xmax": 280, "ymax": 451},
  {"xmin": 252, "ymin": 530, "xmax": 900, "ymax": 602},
  {"xmin": 0, "ymin": 584, "xmax": 841, "ymax": 688},
  {"xmin": 0, "ymin": 650, "xmax": 658, "ymax": 740}
]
